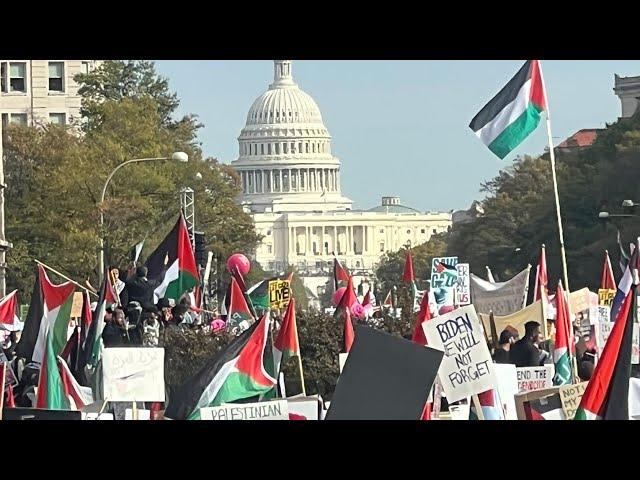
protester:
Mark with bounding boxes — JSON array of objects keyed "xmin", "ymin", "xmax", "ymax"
[
  {"xmin": 578, "ymin": 360, "xmax": 594, "ymax": 382},
  {"xmin": 110, "ymin": 266, "xmax": 125, "ymax": 302},
  {"xmin": 493, "ymin": 329, "xmax": 516, "ymax": 364},
  {"xmin": 124, "ymin": 266, "xmax": 165, "ymax": 311},
  {"xmin": 102, "ymin": 307, "xmax": 132, "ymax": 347},
  {"xmin": 170, "ymin": 304, "xmax": 190, "ymax": 326},
  {"xmin": 157, "ymin": 298, "xmax": 173, "ymax": 326},
  {"xmin": 509, "ymin": 321, "xmax": 545, "ymax": 367},
  {"xmin": 142, "ymin": 309, "xmax": 161, "ymax": 347}
]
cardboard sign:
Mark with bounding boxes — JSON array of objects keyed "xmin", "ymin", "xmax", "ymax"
[
  {"xmin": 559, "ymin": 382, "xmax": 587, "ymax": 419},
  {"xmin": 514, "ymin": 387, "xmax": 563, "ymax": 420},
  {"xmin": 102, "ymin": 348, "xmax": 165, "ymax": 402},
  {"xmin": 456, "ymin": 263, "xmax": 471, "ymax": 306},
  {"xmin": 431, "ymin": 257, "xmax": 459, "ymax": 289},
  {"xmin": 516, "ymin": 365, "xmax": 554, "ymax": 392},
  {"xmin": 269, "ymin": 280, "xmax": 291, "ymax": 309},
  {"xmin": 493, "ymin": 364, "xmax": 519, "ymax": 420},
  {"xmin": 71, "ymin": 292, "xmax": 84, "ymax": 318},
  {"xmin": 479, "ymin": 300, "xmax": 544, "ymax": 343},
  {"xmin": 327, "ymin": 326, "xmax": 443, "ymax": 420},
  {"xmin": 423, "ymin": 305, "xmax": 497, "ymax": 403},
  {"xmin": 200, "ymin": 399, "xmax": 288, "ymax": 420},
  {"xmin": 338, "ymin": 353, "xmax": 348, "ymax": 373},
  {"xmin": 598, "ymin": 289, "xmax": 615, "ymax": 306}
]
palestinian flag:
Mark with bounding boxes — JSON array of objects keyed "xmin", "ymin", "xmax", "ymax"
[
  {"xmin": 575, "ymin": 289, "xmax": 635, "ymax": 420},
  {"xmin": 553, "ymin": 282, "xmax": 572, "ymax": 386},
  {"xmin": 524, "ymin": 394, "xmax": 565, "ymax": 420},
  {"xmin": 274, "ymin": 297, "xmax": 300, "ymax": 373},
  {"xmin": 471, "ymin": 389, "xmax": 504, "ymax": 420},
  {"xmin": 227, "ymin": 277, "xmax": 255, "ymax": 333},
  {"xmin": 129, "ymin": 238, "xmax": 145, "ymax": 266},
  {"xmin": 333, "ymin": 276, "xmax": 357, "ymax": 320},
  {"xmin": 0, "ymin": 363, "xmax": 5, "ymax": 413},
  {"xmin": 147, "ymin": 213, "xmax": 199, "ymax": 302},
  {"xmin": 343, "ymin": 307, "xmax": 355, "ymax": 353},
  {"xmin": 618, "ymin": 229, "xmax": 630, "ymax": 275},
  {"xmin": 469, "ymin": 60, "xmax": 547, "ymax": 159},
  {"xmin": 333, "ymin": 257, "xmax": 350, "ymax": 291},
  {"xmin": 57, "ymin": 355, "xmax": 92, "ymax": 410},
  {"xmin": 601, "ymin": 250, "xmax": 617, "ymax": 290},
  {"xmin": 534, "ymin": 244, "xmax": 548, "ymax": 302},
  {"xmin": 80, "ymin": 268, "xmax": 118, "ymax": 373},
  {"xmin": 247, "ymin": 277, "xmax": 282, "ymax": 312},
  {"xmin": 16, "ymin": 265, "xmax": 75, "ymax": 364},
  {"xmin": 403, "ymin": 250, "xmax": 414, "ymax": 284},
  {"xmin": 36, "ymin": 334, "xmax": 69, "ymax": 410},
  {"xmin": 164, "ymin": 313, "xmax": 276, "ymax": 420},
  {"xmin": 0, "ymin": 290, "xmax": 22, "ymax": 332}
]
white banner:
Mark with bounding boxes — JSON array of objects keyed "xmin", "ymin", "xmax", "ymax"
[
  {"xmin": 423, "ymin": 305, "xmax": 496, "ymax": 403},
  {"xmin": 493, "ymin": 363, "xmax": 519, "ymax": 420},
  {"xmin": 470, "ymin": 267, "xmax": 530, "ymax": 316},
  {"xmin": 102, "ymin": 348, "xmax": 165, "ymax": 402},
  {"xmin": 200, "ymin": 399, "xmax": 288, "ymax": 420},
  {"xmin": 287, "ymin": 397, "xmax": 320, "ymax": 420},
  {"xmin": 516, "ymin": 365, "xmax": 554, "ymax": 392}
]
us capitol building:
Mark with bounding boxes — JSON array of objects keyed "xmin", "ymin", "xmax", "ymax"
[{"xmin": 231, "ymin": 61, "xmax": 452, "ymax": 302}]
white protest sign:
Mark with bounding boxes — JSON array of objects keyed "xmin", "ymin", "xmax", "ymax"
[
  {"xmin": 339, "ymin": 353, "xmax": 348, "ymax": 373},
  {"xmin": 469, "ymin": 267, "xmax": 530, "ymax": 316},
  {"xmin": 200, "ymin": 399, "xmax": 288, "ymax": 420},
  {"xmin": 449, "ymin": 400, "xmax": 471, "ymax": 420},
  {"xmin": 423, "ymin": 305, "xmax": 496, "ymax": 403},
  {"xmin": 516, "ymin": 365, "xmax": 553, "ymax": 392},
  {"xmin": 102, "ymin": 348, "xmax": 165, "ymax": 402},
  {"xmin": 456, "ymin": 264, "xmax": 471, "ymax": 306},
  {"xmin": 82, "ymin": 413, "xmax": 114, "ymax": 420},
  {"xmin": 559, "ymin": 382, "xmax": 587, "ymax": 420},
  {"xmin": 125, "ymin": 408, "xmax": 151, "ymax": 420},
  {"xmin": 597, "ymin": 305, "xmax": 611, "ymax": 323},
  {"xmin": 287, "ymin": 397, "xmax": 319, "ymax": 420},
  {"xmin": 493, "ymin": 363, "xmax": 519, "ymax": 420}
]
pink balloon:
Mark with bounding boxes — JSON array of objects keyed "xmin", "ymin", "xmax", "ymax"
[
  {"xmin": 351, "ymin": 303, "xmax": 365, "ymax": 319},
  {"xmin": 227, "ymin": 253, "xmax": 251, "ymax": 276},
  {"xmin": 332, "ymin": 287, "xmax": 346, "ymax": 306},
  {"xmin": 438, "ymin": 305, "xmax": 455, "ymax": 315}
]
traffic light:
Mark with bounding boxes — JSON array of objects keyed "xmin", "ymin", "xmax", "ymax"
[{"xmin": 194, "ymin": 231, "xmax": 206, "ymax": 267}]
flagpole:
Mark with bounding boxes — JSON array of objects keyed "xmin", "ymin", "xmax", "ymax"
[
  {"xmin": 544, "ymin": 112, "xmax": 570, "ymax": 294},
  {"xmin": 34, "ymin": 259, "xmax": 99, "ymax": 297}
]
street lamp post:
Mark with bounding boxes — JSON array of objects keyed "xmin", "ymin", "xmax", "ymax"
[{"xmin": 99, "ymin": 152, "xmax": 188, "ymax": 281}]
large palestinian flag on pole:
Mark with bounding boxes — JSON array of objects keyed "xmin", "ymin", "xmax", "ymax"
[
  {"xmin": 469, "ymin": 60, "xmax": 547, "ymax": 159},
  {"xmin": 147, "ymin": 213, "xmax": 199, "ymax": 302},
  {"xmin": 575, "ymin": 288, "xmax": 635, "ymax": 420},
  {"xmin": 227, "ymin": 277, "xmax": 255, "ymax": 333},
  {"xmin": 164, "ymin": 313, "xmax": 276, "ymax": 420},
  {"xmin": 0, "ymin": 290, "xmax": 22, "ymax": 332},
  {"xmin": 16, "ymin": 265, "xmax": 75, "ymax": 364},
  {"xmin": 333, "ymin": 256, "xmax": 350, "ymax": 291}
]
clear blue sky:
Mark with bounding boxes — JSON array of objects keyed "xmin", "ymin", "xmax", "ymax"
[{"xmin": 155, "ymin": 60, "xmax": 640, "ymax": 212}]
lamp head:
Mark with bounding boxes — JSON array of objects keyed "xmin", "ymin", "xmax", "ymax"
[{"xmin": 171, "ymin": 152, "xmax": 189, "ymax": 163}]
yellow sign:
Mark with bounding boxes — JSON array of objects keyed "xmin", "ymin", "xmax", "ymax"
[
  {"xmin": 559, "ymin": 382, "xmax": 587, "ymax": 420},
  {"xmin": 598, "ymin": 289, "xmax": 615, "ymax": 306},
  {"xmin": 71, "ymin": 292, "xmax": 84, "ymax": 318},
  {"xmin": 269, "ymin": 280, "xmax": 291, "ymax": 309}
]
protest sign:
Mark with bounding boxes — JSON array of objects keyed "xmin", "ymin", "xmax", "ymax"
[
  {"xmin": 269, "ymin": 280, "xmax": 291, "ymax": 309},
  {"xmin": 470, "ymin": 267, "xmax": 530, "ymax": 316},
  {"xmin": 597, "ymin": 305, "xmax": 610, "ymax": 323},
  {"xmin": 102, "ymin": 348, "xmax": 165, "ymax": 402},
  {"xmin": 449, "ymin": 400, "xmax": 471, "ymax": 420},
  {"xmin": 2, "ymin": 408, "xmax": 82, "ymax": 420},
  {"xmin": 569, "ymin": 288, "xmax": 597, "ymax": 314},
  {"xmin": 200, "ymin": 399, "xmax": 288, "ymax": 420},
  {"xmin": 327, "ymin": 326, "xmax": 443, "ymax": 420},
  {"xmin": 125, "ymin": 408, "xmax": 151, "ymax": 420},
  {"xmin": 479, "ymin": 300, "xmax": 544, "ymax": 343},
  {"xmin": 559, "ymin": 382, "xmax": 587, "ymax": 420},
  {"xmin": 493, "ymin": 364, "xmax": 519, "ymax": 420},
  {"xmin": 456, "ymin": 263, "xmax": 471, "ymax": 306},
  {"xmin": 70, "ymin": 292, "xmax": 84, "ymax": 318},
  {"xmin": 423, "ymin": 305, "xmax": 497, "ymax": 403},
  {"xmin": 598, "ymin": 289, "xmax": 615, "ymax": 306},
  {"xmin": 514, "ymin": 387, "xmax": 564, "ymax": 420},
  {"xmin": 287, "ymin": 397, "xmax": 320, "ymax": 420},
  {"xmin": 83, "ymin": 413, "xmax": 114, "ymax": 420},
  {"xmin": 338, "ymin": 353, "xmax": 348, "ymax": 373},
  {"xmin": 516, "ymin": 365, "xmax": 553, "ymax": 392},
  {"xmin": 431, "ymin": 257, "xmax": 458, "ymax": 310}
]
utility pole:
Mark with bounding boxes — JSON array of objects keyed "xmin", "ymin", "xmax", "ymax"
[{"xmin": 0, "ymin": 119, "xmax": 12, "ymax": 298}]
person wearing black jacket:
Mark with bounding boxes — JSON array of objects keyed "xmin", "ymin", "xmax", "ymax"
[
  {"xmin": 509, "ymin": 321, "xmax": 544, "ymax": 367},
  {"xmin": 492, "ymin": 329, "xmax": 517, "ymax": 364},
  {"xmin": 102, "ymin": 307, "xmax": 132, "ymax": 348},
  {"xmin": 124, "ymin": 266, "xmax": 166, "ymax": 311}
]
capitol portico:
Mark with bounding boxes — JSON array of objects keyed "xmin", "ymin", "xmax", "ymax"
[{"xmin": 231, "ymin": 61, "xmax": 452, "ymax": 302}]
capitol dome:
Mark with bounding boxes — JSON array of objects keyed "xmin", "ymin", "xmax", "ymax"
[{"xmin": 232, "ymin": 61, "xmax": 353, "ymax": 214}]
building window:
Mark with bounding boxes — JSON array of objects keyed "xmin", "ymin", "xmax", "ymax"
[
  {"xmin": 283, "ymin": 143, "xmax": 288, "ymax": 154},
  {"xmin": 406, "ymin": 229, "xmax": 411, "ymax": 234},
  {"xmin": 266, "ymin": 230, "xmax": 272, "ymax": 236},
  {"xmin": 379, "ymin": 242, "xmax": 385, "ymax": 252},
  {"xmin": 324, "ymin": 242, "xmax": 329, "ymax": 254},
  {"xmin": 433, "ymin": 229, "xmax": 437, "ymax": 234},
  {"xmin": 267, "ymin": 244, "xmax": 272, "ymax": 254},
  {"xmin": 421, "ymin": 229, "xmax": 426, "ymax": 234},
  {"xmin": 81, "ymin": 61, "xmax": 91, "ymax": 75},
  {"xmin": 260, "ymin": 144, "xmax": 264, "ymax": 155},
  {"xmin": 305, "ymin": 143, "xmax": 309, "ymax": 153},
  {"xmin": 2, "ymin": 62, "xmax": 27, "ymax": 93},
  {"xmin": 313, "ymin": 242, "xmax": 318, "ymax": 254},
  {"xmin": 10, "ymin": 113, "xmax": 27, "ymax": 125},
  {"xmin": 275, "ymin": 143, "xmax": 280, "ymax": 154},
  {"xmin": 48, "ymin": 62, "xmax": 64, "ymax": 92},
  {"xmin": 379, "ymin": 229, "xmax": 384, "ymax": 233},
  {"xmin": 299, "ymin": 142, "xmax": 303, "ymax": 152},
  {"xmin": 268, "ymin": 143, "xmax": 272, "ymax": 155},
  {"xmin": 49, "ymin": 113, "xmax": 66, "ymax": 125}
]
